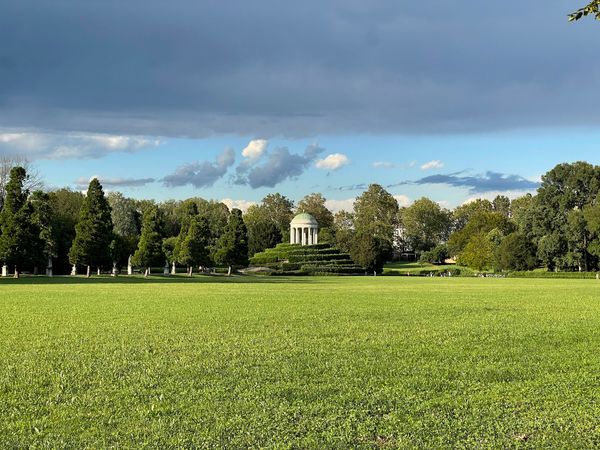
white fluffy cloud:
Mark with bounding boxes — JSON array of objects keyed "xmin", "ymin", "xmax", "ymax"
[
  {"xmin": 325, "ymin": 198, "xmax": 356, "ymax": 213},
  {"xmin": 241, "ymin": 139, "xmax": 268, "ymax": 161},
  {"xmin": 221, "ymin": 198, "xmax": 257, "ymax": 212},
  {"xmin": 421, "ymin": 160, "xmax": 445, "ymax": 170},
  {"xmin": 462, "ymin": 190, "xmax": 533, "ymax": 205},
  {"xmin": 0, "ymin": 131, "xmax": 160, "ymax": 160},
  {"xmin": 394, "ymin": 195, "xmax": 411, "ymax": 207},
  {"xmin": 315, "ymin": 153, "xmax": 350, "ymax": 170}
]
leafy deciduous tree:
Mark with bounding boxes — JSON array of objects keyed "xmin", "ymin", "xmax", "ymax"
[
  {"xmin": 569, "ymin": 1, "xmax": 600, "ymax": 21},
  {"xmin": 244, "ymin": 204, "xmax": 282, "ymax": 257},
  {"xmin": 399, "ymin": 197, "xmax": 451, "ymax": 255},
  {"xmin": 333, "ymin": 210, "xmax": 355, "ymax": 254}
]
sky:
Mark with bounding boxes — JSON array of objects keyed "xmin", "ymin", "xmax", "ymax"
[{"xmin": 1, "ymin": 0, "xmax": 599, "ymax": 212}]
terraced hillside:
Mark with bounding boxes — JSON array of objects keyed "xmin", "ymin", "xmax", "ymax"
[{"xmin": 249, "ymin": 243, "xmax": 364, "ymax": 275}]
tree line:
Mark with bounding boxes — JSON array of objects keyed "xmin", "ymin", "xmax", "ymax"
[{"xmin": 2, "ymin": 161, "xmax": 600, "ymax": 276}]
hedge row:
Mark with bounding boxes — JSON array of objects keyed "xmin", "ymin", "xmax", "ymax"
[
  {"xmin": 507, "ymin": 271, "xmax": 600, "ymax": 279},
  {"xmin": 298, "ymin": 260, "xmax": 357, "ymax": 268},
  {"xmin": 288, "ymin": 253, "xmax": 351, "ymax": 263},
  {"xmin": 384, "ymin": 268, "xmax": 465, "ymax": 277},
  {"xmin": 249, "ymin": 254, "xmax": 281, "ymax": 265},
  {"xmin": 303, "ymin": 265, "xmax": 365, "ymax": 274}
]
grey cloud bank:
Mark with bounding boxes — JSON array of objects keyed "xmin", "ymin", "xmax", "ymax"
[
  {"xmin": 74, "ymin": 176, "xmax": 156, "ymax": 188},
  {"xmin": 392, "ymin": 171, "xmax": 540, "ymax": 194},
  {"xmin": 1, "ymin": 0, "xmax": 598, "ymax": 138},
  {"xmin": 163, "ymin": 148, "xmax": 236, "ymax": 188}
]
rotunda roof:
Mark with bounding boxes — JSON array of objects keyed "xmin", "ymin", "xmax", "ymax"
[{"xmin": 291, "ymin": 213, "xmax": 318, "ymax": 226}]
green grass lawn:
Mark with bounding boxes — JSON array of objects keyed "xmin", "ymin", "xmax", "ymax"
[{"xmin": 1, "ymin": 276, "xmax": 600, "ymax": 448}]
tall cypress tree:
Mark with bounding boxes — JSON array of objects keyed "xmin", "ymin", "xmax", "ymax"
[
  {"xmin": 132, "ymin": 206, "xmax": 164, "ymax": 276},
  {"xmin": 69, "ymin": 178, "xmax": 113, "ymax": 277},
  {"xmin": 0, "ymin": 167, "xmax": 42, "ymax": 275},
  {"xmin": 173, "ymin": 201, "xmax": 198, "ymax": 264},
  {"xmin": 215, "ymin": 208, "xmax": 249, "ymax": 275},
  {"xmin": 177, "ymin": 215, "xmax": 210, "ymax": 276}
]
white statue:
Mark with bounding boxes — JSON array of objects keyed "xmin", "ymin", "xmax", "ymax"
[{"xmin": 46, "ymin": 256, "xmax": 53, "ymax": 277}]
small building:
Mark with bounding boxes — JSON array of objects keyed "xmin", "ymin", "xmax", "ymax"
[{"xmin": 290, "ymin": 213, "xmax": 319, "ymax": 246}]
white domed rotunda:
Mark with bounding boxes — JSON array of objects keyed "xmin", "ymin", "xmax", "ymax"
[{"xmin": 290, "ymin": 213, "xmax": 319, "ymax": 246}]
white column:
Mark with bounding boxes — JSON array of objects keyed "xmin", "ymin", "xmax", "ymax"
[
  {"xmin": 294, "ymin": 227, "xmax": 299, "ymax": 244},
  {"xmin": 310, "ymin": 227, "xmax": 314, "ymax": 245},
  {"xmin": 290, "ymin": 226, "xmax": 294, "ymax": 244},
  {"xmin": 303, "ymin": 227, "xmax": 307, "ymax": 245},
  {"xmin": 315, "ymin": 228, "xmax": 318, "ymax": 244}
]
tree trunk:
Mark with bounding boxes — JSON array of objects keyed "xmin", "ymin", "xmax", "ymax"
[
  {"xmin": 86, "ymin": 265, "xmax": 91, "ymax": 278},
  {"xmin": 227, "ymin": 265, "xmax": 232, "ymax": 276}
]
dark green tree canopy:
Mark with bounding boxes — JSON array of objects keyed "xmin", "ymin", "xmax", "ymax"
[
  {"xmin": 0, "ymin": 167, "xmax": 43, "ymax": 270},
  {"xmin": 69, "ymin": 178, "xmax": 114, "ymax": 269},
  {"xmin": 244, "ymin": 204, "xmax": 283, "ymax": 257},
  {"xmin": 132, "ymin": 206, "xmax": 165, "ymax": 269},
  {"xmin": 177, "ymin": 215, "xmax": 211, "ymax": 268},
  {"xmin": 215, "ymin": 208, "xmax": 249, "ymax": 269},
  {"xmin": 496, "ymin": 232, "xmax": 537, "ymax": 272}
]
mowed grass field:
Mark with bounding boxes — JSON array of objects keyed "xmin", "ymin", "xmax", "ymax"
[{"xmin": 1, "ymin": 277, "xmax": 600, "ymax": 448}]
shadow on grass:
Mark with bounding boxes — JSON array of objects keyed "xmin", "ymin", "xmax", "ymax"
[{"xmin": 0, "ymin": 274, "xmax": 317, "ymax": 285}]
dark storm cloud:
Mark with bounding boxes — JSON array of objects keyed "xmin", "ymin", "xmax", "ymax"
[
  {"xmin": 162, "ymin": 148, "xmax": 235, "ymax": 188},
  {"xmin": 0, "ymin": 1, "xmax": 598, "ymax": 137},
  {"xmin": 393, "ymin": 171, "xmax": 540, "ymax": 194}
]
